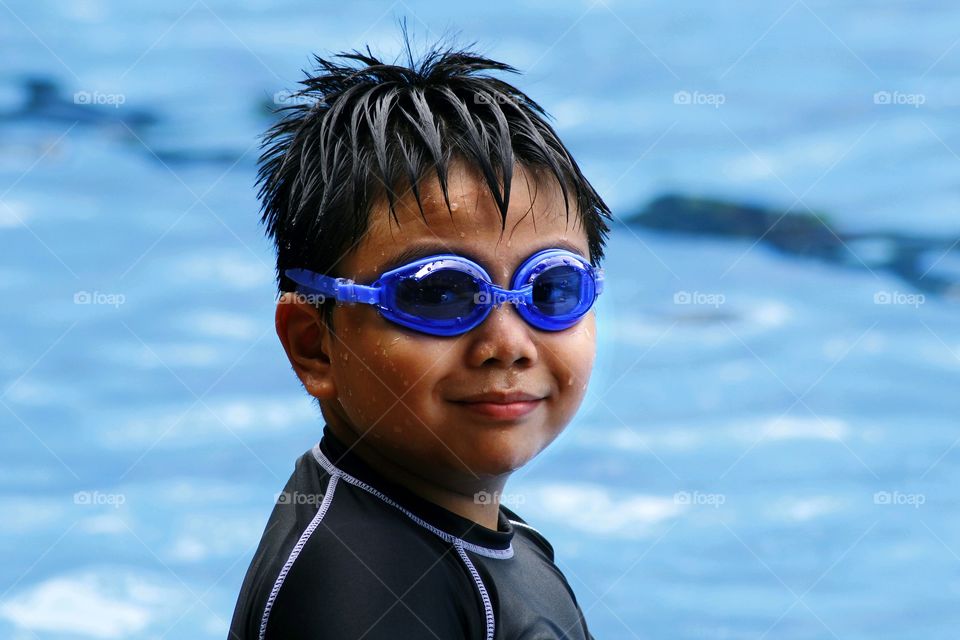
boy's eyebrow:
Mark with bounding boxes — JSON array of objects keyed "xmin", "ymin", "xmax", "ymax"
[{"xmin": 380, "ymin": 239, "xmax": 587, "ymax": 274}]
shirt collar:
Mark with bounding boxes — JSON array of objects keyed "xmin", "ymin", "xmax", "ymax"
[{"xmin": 316, "ymin": 424, "xmax": 515, "ymax": 555}]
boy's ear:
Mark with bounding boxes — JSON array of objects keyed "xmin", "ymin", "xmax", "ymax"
[{"xmin": 275, "ymin": 293, "xmax": 337, "ymax": 401}]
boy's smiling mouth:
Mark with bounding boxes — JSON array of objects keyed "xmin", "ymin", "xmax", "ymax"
[{"xmin": 450, "ymin": 390, "xmax": 548, "ymax": 421}]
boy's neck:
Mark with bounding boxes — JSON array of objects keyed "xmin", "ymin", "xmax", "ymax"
[{"xmin": 326, "ymin": 421, "xmax": 509, "ymax": 531}]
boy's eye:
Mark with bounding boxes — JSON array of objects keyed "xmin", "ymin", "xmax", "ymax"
[
  {"xmin": 394, "ymin": 269, "xmax": 480, "ymax": 320},
  {"xmin": 531, "ymin": 265, "xmax": 582, "ymax": 315}
]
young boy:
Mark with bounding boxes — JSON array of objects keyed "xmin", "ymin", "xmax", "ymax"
[{"xmin": 229, "ymin": 37, "xmax": 611, "ymax": 640}]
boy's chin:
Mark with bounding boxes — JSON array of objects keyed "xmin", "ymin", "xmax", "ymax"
[{"xmin": 451, "ymin": 433, "xmax": 548, "ymax": 477}]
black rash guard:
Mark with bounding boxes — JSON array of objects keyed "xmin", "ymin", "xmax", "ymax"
[{"xmin": 228, "ymin": 424, "xmax": 596, "ymax": 640}]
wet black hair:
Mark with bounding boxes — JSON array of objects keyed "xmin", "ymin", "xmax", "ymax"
[{"xmin": 257, "ymin": 31, "xmax": 612, "ymax": 303}]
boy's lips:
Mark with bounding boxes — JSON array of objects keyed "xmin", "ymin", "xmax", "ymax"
[
  {"xmin": 450, "ymin": 391, "xmax": 547, "ymax": 420},
  {"xmin": 454, "ymin": 391, "xmax": 545, "ymax": 403}
]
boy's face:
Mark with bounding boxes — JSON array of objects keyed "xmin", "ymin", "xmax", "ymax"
[{"xmin": 284, "ymin": 159, "xmax": 596, "ymax": 488}]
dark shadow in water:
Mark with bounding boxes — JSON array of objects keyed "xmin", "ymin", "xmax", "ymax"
[{"xmin": 627, "ymin": 194, "xmax": 960, "ymax": 300}]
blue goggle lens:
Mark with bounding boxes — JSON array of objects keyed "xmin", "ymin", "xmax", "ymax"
[
  {"xmin": 393, "ymin": 269, "xmax": 480, "ymax": 321},
  {"xmin": 531, "ymin": 264, "xmax": 583, "ymax": 317}
]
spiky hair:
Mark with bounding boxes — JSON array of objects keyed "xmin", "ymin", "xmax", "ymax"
[{"xmin": 257, "ymin": 34, "xmax": 612, "ymax": 293}]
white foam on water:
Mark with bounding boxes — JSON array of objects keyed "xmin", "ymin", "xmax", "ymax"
[
  {"xmin": 0, "ymin": 570, "xmax": 183, "ymax": 638},
  {"xmin": 0, "ymin": 498, "xmax": 65, "ymax": 534},
  {"xmin": 774, "ymin": 496, "xmax": 846, "ymax": 522},
  {"xmin": 602, "ymin": 425, "xmax": 706, "ymax": 452},
  {"xmin": 2, "ymin": 377, "xmax": 85, "ymax": 407},
  {"xmin": 78, "ymin": 514, "xmax": 128, "ymax": 535},
  {"xmin": 177, "ymin": 309, "xmax": 260, "ymax": 341},
  {"xmin": 169, "ymin": 535, "xmax": 209, "ymax": 562},
  {"xmin": 579, "ymin": 414, "xmax": 852, "ymax": 457},
  {"xmin": 755, "ymin": 415, "xmax": 850, "ymax": 442},
  {"xmin": 101, "ymin": 395, "xmax": 317, "ymax": 448},
  {"xmin": 168, "ymin": 250, "xmax": 270, "ymax": 290},
  {"xmin": 0, "ymin": 200, "xmax": 30, "ymax": 228},
  {"xmin": 100, "ymin": 336, "xmax": 228, "ymax": 370},
  {"xmin": 523, "ymin": 482, "xmax": 683, "ymax": 537}
]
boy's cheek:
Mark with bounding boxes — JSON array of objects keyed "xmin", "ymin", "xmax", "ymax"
[
  {"xmin": 548, "ymin": 314, "xmax": 597, "ymax": 384},
  {"xmin": 331, "ymin": 323, "xmax": 450, "ymax": 408}
]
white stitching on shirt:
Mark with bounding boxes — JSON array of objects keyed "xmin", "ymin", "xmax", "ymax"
[
  {"xmin": 259, "ymin": 474, "xmax": 339, "ymax": 640},
  {"xmin": 454, "ymin": 541, "xmax": 495, "ymax": 640},
  {"xmin": 312, "ymin": 443, "xmax": 514, "ymax": 559}
]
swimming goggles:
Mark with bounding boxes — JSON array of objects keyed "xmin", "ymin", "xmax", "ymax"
[{"xmin": 284, "ymin": 248, "xmax": 604, "ymax": 337}]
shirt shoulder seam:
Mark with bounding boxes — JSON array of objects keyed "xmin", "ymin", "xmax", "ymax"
[{"xmin": 258, "ymin": 472, "xmax": 340, "ymax": 640}]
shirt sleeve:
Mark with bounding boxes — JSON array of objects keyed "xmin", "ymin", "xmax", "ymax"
[{"xmin": 261, "ymin": 534, "xmax": 482, "ymax": 640}]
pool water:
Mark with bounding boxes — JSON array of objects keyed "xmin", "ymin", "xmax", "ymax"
[{"xmin": 1, "ymin": 2, "xmax": 958, "ymax": 638}]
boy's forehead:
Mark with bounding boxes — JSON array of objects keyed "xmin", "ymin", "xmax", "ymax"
[{"xmin": 347, "ymin": 160, "xmax": 587, "ymax": 279}]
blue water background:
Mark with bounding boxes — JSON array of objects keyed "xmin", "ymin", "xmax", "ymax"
[{"xmin": 1, "ymin": 1, "xmax": 958, "ymax": 638}]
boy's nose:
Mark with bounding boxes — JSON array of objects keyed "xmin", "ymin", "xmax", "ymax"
[{"xmin": 465, "ymin": 302, "xmax": 539, "ymax": 368}]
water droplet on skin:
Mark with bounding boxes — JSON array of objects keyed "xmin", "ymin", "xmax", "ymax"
[
  {"xmin": 459, "ymin": 231, "xmax": 465, "ymax": 238},
  {"xmin": 450, "ymin": 202, "xmax": 459, "ymax": 211},
  {"xmin": 342, "ymin": 353, "xmax": 350, "ymax": 361}
]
